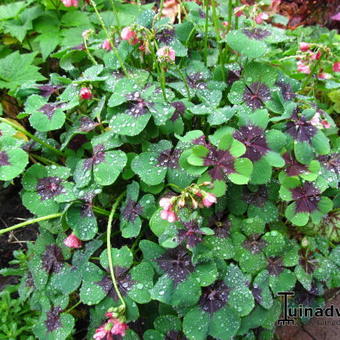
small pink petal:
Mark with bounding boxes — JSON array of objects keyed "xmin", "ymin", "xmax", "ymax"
[
  {"xmin": 299, "ymin": 42, "xmax": 310, "ymax": 52},
  {"xmin": 64, "ymin": 233, "xmax": 83, "ymax": 249}
]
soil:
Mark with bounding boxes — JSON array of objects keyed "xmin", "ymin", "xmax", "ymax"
[{"xmin": 0, "ymin": 183, "xmax": 37, "ymax": 290}]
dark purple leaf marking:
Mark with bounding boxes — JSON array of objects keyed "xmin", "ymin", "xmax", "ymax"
[
  {"xmin": 243, "ymin": 28, "xmax": 271, "ymax": 40},
  {"xmin": 299, "ymin": 249, "xmax": 318, "ymax": 274},
  {"xmin": 45, "ymin": 306, "xmax": 62, "ymax": 332},
  {"xmin": 39, "ymin": 103, "xmax": 64, "ymax": 120},
  {"xmin": 38, "ymin": 84, "xmax": 62, "ymax": 97},
  {"xmin": 243, "ymin": 185, "xmax": 268, "ymax": 207},
  {"xmin": 187, "ymin": 73, "xmax": 206, "ymax": 90},
  {"xmin": 234, "ymin": 125, "xmax": 269, "ymax": 161},
  {"xmin": 251, "ymin": 284, "xmax": 263, "ymax": 303},
  {"xmin": 199, "ymin": 280, "xmax": 230, "ymax": 314},
  {"xmin": 243, "ymin": 234, "xmax": 267, "ymax": 254},
  {"xmin": 156, "ymin": 247, "xmax": 194, "ymax": 284},
  {"xmin": 276, "ymin": 80, "xmax": 296, "ymax": 101},
  {"xmin": 126, "ymin": 92, "xmax": 149, "ymax": 117},
  {"xmin": 42, "ymin": 245, "xmax": 64, "ymax": 274},
  {"xmin": 227, "ymin": 69, "xmax": 241, "ymax": 85},
  {"xmin": 37, "ymin": 177, "xmax": 63, "ymax": 200},
  {"xmin": 267, "ymin": 257, "xmax": 284, "ymax": 276},
  {"xmin": 170, "ymin": 101, "xmax": 186, "ymax": 121},
  {"xmin": 318, "ymin": 153, "xmax": 340, "ymax": 175},
  {"xmin": 84, "ymin": 144, "xmax": 106, "ymax": 170},
  {"xmin": 122, "ymin": 199, "xmax": 143, "ymax": 222},
  {"xmin": 165, "ymin": 330, "xmax": 188, "ymax": 340},
  {"xmin": 68, "ymin": 134, "xmax": 87, "ymax": 150},
  {"xmin": 79, "ymin": 117, "xmax": 99, "ymax": 132},
  {"xmin": 177, "ymin": 220, "xmax": 204, "ymax": 248},
  {"xmin": 285, "ymin": 110, "xmax": 317, "ymax": 143},
  {"xmin": 209, "ymin": 213, "xmax": 231, "ymax": 238},
  {"xmin": 157, "ymin": 149, "xmax": 181, "ymax": 169},
  {"xmin": 243, "ymin": 82, "xmax": 271, "ymax": 109},
  {"xmin": 156, "ymin": 29, "xmax": 175, "ymax": 44},
  {"xmin": 0, "ymin": 151, "xmax": 10, "ymax": 166},
  {"xmin": 291, "ymin": 182, "xmax": 320, "ymax": 213},
  {"xmin": 283, "ymin": 152, "xmax": 308, "ymax": 176}
]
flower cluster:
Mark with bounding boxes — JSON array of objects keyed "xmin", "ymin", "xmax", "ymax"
[{"xmin": 93, "ymin": 312, "xmax": 128, "ymax": 340}]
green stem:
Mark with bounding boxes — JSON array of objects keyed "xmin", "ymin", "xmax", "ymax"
[
  {"xmin": 175, "ymin": 64, "xmax": 191, "ymax": 99},
  {"xmin": 31, "ymin": 154, "xmax": 59, "ymax": 166},
  {"xmin": 107, "ymin": 192, "xmax": 126, "ymax": 311},
  {"xmin": 228, "ymin": 0, "xmax": 233, "ymax": 31},
  {"xmin": 89, "ymin": 0, "xmax": 128, "ymax": 77},
  {"xmin": 0, "ymin": 118, "xmax": 63, "ymax": 157},
  {"xmin": 204, "ymin": 0, "xmax": 210, "ymax": 65},
  {"xmin": 109, "ymin": 0, "xmax": 121, "ymax": 30},
  {"xmin": 83, "ymin": 37, "xmax": 98, "ymax": 65},
  {"xmin": 65, "ymin": 301, "xmax": 81, "ymax": 314},
  {"xmin": 92, "ymin": 206, "xmax": 110, "ymax": 217},
  {"xmin": 158, "ymin": 64, "xmax": 168, "ymax": 102},
  {"xmin": 167, "ymin": 183, "xmax": 184, "ymax": 192},
  {"xmin": 0, "ymin": 213, "xmax": 63, "ymax": 236}
]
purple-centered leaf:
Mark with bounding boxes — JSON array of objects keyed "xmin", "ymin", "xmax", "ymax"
[
  {"xmin": 227, "ymin": 69, "xmax": 241, "ymax": 85},
  {"xmin": 243, "ymin": 185, "xmax": 268, "ymax": 207},
  {"xmin": 165, "ymin": 330, "xmax": 188, "ymax": 340},
  {"xmin": 96, "ymin": 267, "xmax": 134, "ymax": 300},
  {"xmin": 170, "ymin": 101, "xmax": 186, "ymax": 121},
  {"xmin": 242, "ymin": 28, "xmax": 271, "ymax": 40},
  {"xmin": 177, "ymin": 220, "xmax": 204, "ymax": 248},
  {"xmin": 39, "ymin": 103, "xmax": 63, "ymax": 120},
  {"xmin": 126, "ymin": 92, "xmax": 149, "ymax": 117},
  {"xmin": 299, "ymin": 249, "xmax": 318, "ymax": 274},
  {"xmin": 276, "ymin": 80, "xmax": 296, "ymax": 101},
  {"xmin": 199, "ymin": 280, "xmax": 230, "ymax": 314},
  {"xmin": 209, "ymin": 213, "xmax": 231, "ymax": 238},
  {"xmin": 37, "ymin": 177, "xmax": 63, "ymax": 200},
  {"xmin": 156, "ymin": 247, "xmax": 195, "ymax": 284},
  {"xmin": 291, "ymin": 182, "xmax": 320, "ymax": 213},
  {"xmin": 156, "ymin": 29, "xmax": 175, "ymax": 44},
  {"xmin": 38, "ymin": 84, "xmax": 62, "ymax": 97},
  {"xmin": 318, "ymin": 153, "xmax": 340, "ymax": 174},
  {"xmin": 234, "ymin": 125, "xmax": 269, "ymax": 161},
  {"xmin": 84, "ymin": 144, "xmax": 106, "ymax": 170},
  {"xmin": 267, "ymin": 257, "xmax": 284, "ymax": 276},
  {"xmin": 42, "ymin": 245, "xmax": 64, "ymax": 274},
  {"xmin": 45, "ymin": 306, "xmax": 62, "ymax": 332},
  {"xmin": 283, "ymin": 152, "xmax": 308, "ymax": 176},
  {"xmin": 157, "ymin": 149, "xmax": 181, "ymax": 169},
  {"xmin": 68, "ymin": 134, "xmax": 87, "ymax": 150},
  {"xmin": 251, "ymin": 285, "xmax": 263, "ymax": 304},
  {"xmin": 0, "ymin": 151, "xmax": 10, "ymax": 166},
  {"xmin": 187, "ymin": 73, "xmax": 206, "ymax": 90},
  {"xmin": 243, "ymin": 234, "xmax": 267, "ymax": 254},
  {"xmin": 79, "ymin": 117, "xmax": 99, "ymax": 132},
  {"xmin": 243, "ymin": 82, "xmax": 271, "ymax": 109},
  {"xmin": 285, "ymin": 110, "xmax": 317, "ymax": 143},
  {"xmin": 122, "ymin": 199, "xmax": 143, "ymax": 222}
]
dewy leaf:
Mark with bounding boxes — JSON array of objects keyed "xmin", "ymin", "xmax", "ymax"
[{"xmin": 0, "ymin": 52, "xmax": 45, "ymax": 91}]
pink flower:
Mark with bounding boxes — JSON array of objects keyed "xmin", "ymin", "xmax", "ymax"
[
  {"xmin": 317, "ymin": 72, "xmax": 332, "ymax": 80},
  {"xmin": 159, "ymin": 197, "xmax": 172, "ymax": 210},
  {"xmin": 110, "ymin": 318, "xmax": 128, "ymax": 336},
  {"xmin": 80, "ymin": 87, "xmax": 92, "ymax": 100},
  {"xmin": 299, "ymin": 42, "xmax": 310, "ymax": 52},
  {"xmin": 321, "ymin": 120, "xmax": 331, "ymax": 129},
  {"xmin": 121, "ymin": 27, "xmax": 139, "ymax": 45},
  {"xmin": 160, "ymin": 209, "xmax": 177, "ymax": 223},
  {"xmin": 333, "ymin": 62, "xmax": 340, "ymax": 72},
  {"xmin": 93, "ymin": 326, "xmax": 110, "ymax": 340},
  {"xmin": 61, "ymin": 0, "xmax": 78, "ymax": 7},
  {"xmin": 311, "ymin": 51, "xmax": 321, "ymax": 60},
  {"xmin": 222, "ymin": 21, "xmax": 229, "ymax": 27},
  {"xmin": 330, "ymin": 12, "xmax": 340, "ymax": 21},
  {"xmin": 64, "ymin": 233, "xmax": 83, "ymax": 249},
  {"xmin": 156, "ymin": 46, "xmax": 176, "ymax": 63},
  {"xmin": 234, "ymin": 7, "xmax": 244, "ymax": 17},
  {"xmin": 255, "ymin": 13, "xmax": 269, "ymax": 25},
  {"xmin": 297, "ymin": 61, "xmax": 311, "ymax": 74},
  {"xmin": 202, "ymin": 193, "xmax": 217, "ymax": 208},
  {"xmin": 101, "ymin": 39, "xmax": 112, "ymax": 51},
  {"xmin": 310, "ymin": 112, "xmax": 331, "ymax": 129}
]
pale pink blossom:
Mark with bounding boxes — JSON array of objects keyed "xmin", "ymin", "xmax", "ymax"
[
  {"xmin": 93, "ymin": 326, "xmax": 110, "ymax": 340},
  {"xmin": 299, "ymin": 42, "xmax": 310, "ymax": 52},
  {"xmin": 157, "ymin": 46, "xmax": 176, "ymax": 63},
  {"xmin": 110, "ymin": 318, "xmax": 128, "ymax": 336},
  {"xmin": 160, "ymin": 209, "xmax": 177, "ymax": 223},
  {"xmin": 255, "ymin": 13, "xmax": 269, "ymax": 24},
  {"xmin": 61, "ymin": 0, "xmax": 78, "ymax": 7},
  {"xmin": 159, "ymin": 197, "xmax": 172, "ymax": 210},
  {"xmin": 202, "ymin": 193, "xmax": 217, "ymax": 208},
  {"xmin": 101, "ymin": 39, "xmax": 112, "ymax": 51},
  {"xmin": 330, "ymin": 12, "xmax": 340, "ymax": 21},
  {"xmin": 297, "ymin": 61, "xmax": 311, "ymax": 74},
  {"xmin": 80, "ymin": 87, "xmax": 92, "ymax": 100},
  {"xmin": 121, "ymin": 27, "xmax": 139, "ymax": 45},
  {"xmin": 234, "ymin": 7, "xmax": 244, "ymax": 17},
  {"xmin": 310, "ymin": 112, "xmax": 331, "ymax": 129},
  {"xmin": 222, "ymin": 21, "xmax": 229, "ymax": 27},
  {"xmin": 333, "ymin": 62, "xmax": 340, "ymax": 72},
  {"xmin": 64, "ymin": 233, "xmax": 83, "ymax": 249},
  {"xmin": 317, "ymin": 72, "xmax": 332, "ymax": 80},
  {"xmin": 311, "ymin": 51, "xmax": 321, "ymax": 60}
]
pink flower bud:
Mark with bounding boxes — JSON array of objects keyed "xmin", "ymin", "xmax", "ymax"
[
  {"xmin": 80, "ymin": 87, "xmax": 92, "ymax": 100},
  {"xmin": 110, "ymin": 319, "xmax": 128, "ymax": 336},
  {"xmin": 121, "ymin": 27, "xmax": 139, "ymax": 45},
  {"xmin": 101, "ymin": 39, "xmax": 112, "ymax": 51},
  {"xmin": 255, "ymin": 12, "xmax": 269, "ymax": 24},
  {"xmin": 93, "ymin": 326, "xmax": 107, "ymax": 340},
  {"xmin": 333, "ymin": 62, "xmax": 340, "ymax": 72},
  {"xmin": 156, "ymin": 46, "xmax": 176, "ymax": 63},
  {"xmin": 311, "ymin": 51, "xmax": 321, "ymax": 60},
  {"xmin": 234, "ymin": 7, "xmax": 244, "ymax": 17},
  {"xmin": 299, "ymin": 42, "xmax": 310, "ymax": 52},
  {"xmin": 317, "ymin": 72, "xmax": 332, "ymax": 80},
  {"xmin": 159, "ymin": 197, "xmax": 172, "ymax": 210},
  {"xmin": 61, "ymin": 0, "xmax": 78, "ymax": 7},
  {"xmin": 297, "ymin": 61, "xmax": 311, "ymax": 74},
  {"xmin": 166, "ymin": 210, "xmax": 177, "ymax": 223},
  {"xmin": 202, "ymin": 193, "xmax": 217, "ymax": 207},
  {"xmin": 222, "ymin": 21, "xmax": 229, "ymax": 27},
  {"xmin": 160, "ymin": 209, "xmax": 170, "ymax": 220},
  {"xmin": 64, "ymin": 233, "xmax": 83, "ymax": 249}
]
